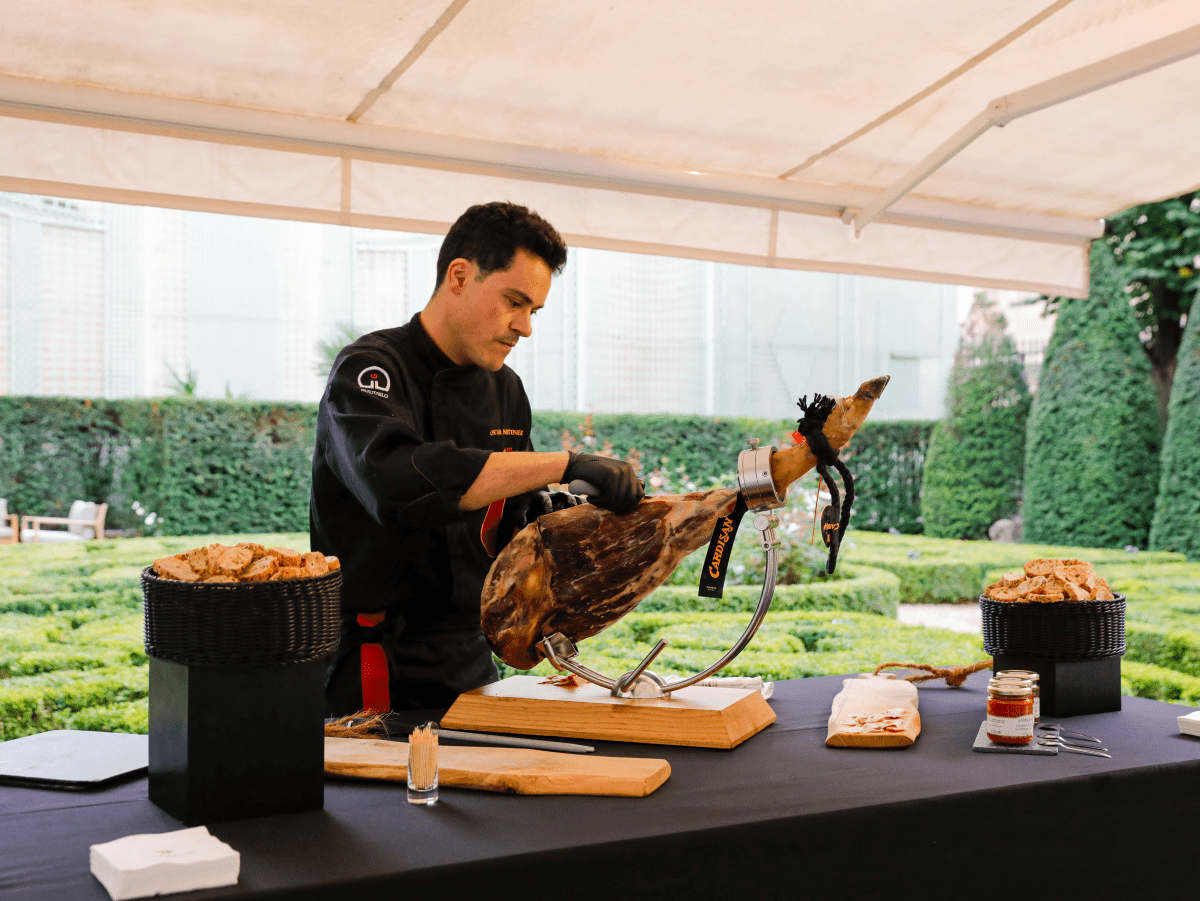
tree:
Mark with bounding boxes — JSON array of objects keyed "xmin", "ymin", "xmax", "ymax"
[
  {"xmin": 1039, "ymin": 192, "xmax": 1199, "ymax": 430},
  {"xmin": 1149, "ymin": 312, "xmax": 1200, "ymax": 558},
  {"xmin": 921, "ymin": 295, "xmax": 1031, "ymax": 539},
  {"xmin": 1023, "ymin": 242, "xmax": 1161, "ymax": 549}
]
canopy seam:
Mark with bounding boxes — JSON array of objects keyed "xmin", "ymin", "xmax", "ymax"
[
  {"xmin": 777, "ymin": 0, "xmax": 1076, "ymax": 180},
  {"xmin": 346, "ymin": 0, "xmax": 472, "ymax": 123}
]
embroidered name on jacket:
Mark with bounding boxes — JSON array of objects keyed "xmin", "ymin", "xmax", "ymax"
[
  {"xmin": 489, "ymin": 428, "xmax": 525, "ymax": 436},
  {"xmin": 357, "ymin": 366, "xmax": 391, "ymax": 398}
]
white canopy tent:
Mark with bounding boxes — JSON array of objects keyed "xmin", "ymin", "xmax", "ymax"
[{"xmin": 2, "ymin": 0, "xmax": 1200, "ymax": 298}]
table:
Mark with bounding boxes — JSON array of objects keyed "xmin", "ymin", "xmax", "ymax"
[{"xmin": 3, "ymin": 672, "xmax": 1199, "ymax": 900}]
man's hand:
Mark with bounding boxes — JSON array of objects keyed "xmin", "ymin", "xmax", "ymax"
[
  {"xmin": 562, "ymin": 453, "xmax": 644, "ymax": 514},
  {"xmin": 499, "ymin": 489, "xmax": 583, "ymax": 549}
]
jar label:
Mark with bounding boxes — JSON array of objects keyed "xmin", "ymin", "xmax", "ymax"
[
  {"xmin": 1033, "ymin": 698, "xmax": 1041, "ymax": 720},
  {"xmin": 987, "ymin": 713, "xmax": 1034, "ymax": 737}
]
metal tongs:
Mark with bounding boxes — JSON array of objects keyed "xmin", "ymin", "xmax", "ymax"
[{"xmin": 1036, "ymin": 723, "xmax": 1111, "ymax": 758}]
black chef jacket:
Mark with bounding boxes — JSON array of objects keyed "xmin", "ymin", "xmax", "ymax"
[{"xmin": 310, "ymin": 312, "xmax": 534, "ymax": 712}]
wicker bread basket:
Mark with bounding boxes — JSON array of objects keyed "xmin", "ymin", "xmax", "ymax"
[
  {"xmin": 142, "ymin": 567, "xmax": 341, "ymax": 667},
  {"xmin": 980, "ymin": 593, "xmax": 1126, "ymax": 661}
]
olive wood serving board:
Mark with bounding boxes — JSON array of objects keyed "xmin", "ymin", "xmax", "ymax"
[
  {"xmin": 441, "ymin": 675, "xmax": 775, "ymax": 749},
  {"xmin": 324, "ymin": 736, "xmax": 671, "ymax": 797}
]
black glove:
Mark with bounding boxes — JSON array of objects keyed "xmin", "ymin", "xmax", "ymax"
[
  {"xmin": 498, "ymin": 489, "xmax": 584, "ymax": 547},
  {"xmin": 562, "ymin": 453, "xmax": 644, "ymax": 514}
]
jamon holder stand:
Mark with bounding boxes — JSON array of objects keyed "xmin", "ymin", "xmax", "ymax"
[{"xmin": 443, "ymin": 443, "xmax": 784, "ymax": 748}]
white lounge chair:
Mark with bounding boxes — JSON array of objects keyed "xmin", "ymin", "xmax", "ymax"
[
  {"xmin": 0, "ymin": 498, "xmax": 17, "ymax": 543},
  {"xmin": 21, "ymin": 500, "xmax": 108, "ymax": 543}
]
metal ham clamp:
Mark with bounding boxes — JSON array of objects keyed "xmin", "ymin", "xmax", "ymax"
[
  {"xmin": 478, "ymin": 377, "xmax": 890, "ymax": 696},
  {"xmin": 551, "ymin": 439, "xmax": 787, "ymax": 699}
]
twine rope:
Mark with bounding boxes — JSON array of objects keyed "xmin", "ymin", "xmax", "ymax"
[{"xmin": 872, "ymin": 659, "xmax": 993, "ymax": 687}]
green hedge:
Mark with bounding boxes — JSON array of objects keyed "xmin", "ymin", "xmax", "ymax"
[
  {"xmin": 846, "ymin": 530, "xmax": 1185, "ymax": 603},
  {"xmin": 0, "ymin": 397, "xmax": 936, "ymax": 537},
  {"xmin": 494, "ymin": 609, "xmax": 987, "ymax": 682},
  {"xmin": 1149, "ymin": 313, "xmax": 1200, "ymax": 558},
  {"xmin": 4, "ymin": 533, "xmax": 1199, "ymax": 737},
  {"xmin": 1121, "ymin": 660, "xmax": 1200, "ymax": 705},
  {"xmin": 1023, "ymin": 242, "xmax": 1161, "ymax": 549},
  {"xmin": 0, "ymin": 397, "xmax": 316, "ymax": 535},
  {"xmin": 1125, "ymin": 624, "xmax": 1200, "ymax": 679},
  {"xmin": 639, "ymin": 564, "xmax": 900, "ymax": 617},
  {"xmin": 0, "ymin": 666, "xmax": 149, "ymax": 740},
  {"xmin": 842, "ymin": 422, "xmax": 934, "ymax": 534},
  {"xmin": 922, "ymin": 308, "xmax": 1030, "ymax": 540}
]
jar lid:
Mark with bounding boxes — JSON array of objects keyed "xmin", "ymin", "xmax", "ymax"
[
  {"xmin": 989, "ymin": 683, "xmax": 1032, "ymax": 698},
  {"xmin": 997, "ymin": 669, "xmax": 1040, "ymax": 681},
  {"xmin": 990, "ymin": 676, "xmax": 1034, "ymax": 685}
]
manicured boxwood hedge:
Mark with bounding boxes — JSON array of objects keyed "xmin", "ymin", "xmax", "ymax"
[
  {"xmin": 0, "ymin": 396, "xmax": 934, "ymax": 538},
  {"xmin": 1121, "ymin": 660, "xmax": 1200, "ymax": 705},
  {"xmin": 848, "ymin": 530, "xmax": 1185, "ymax": 603},
  {"xmin": 493, "ymin": 609, "xmax": 988, "ymax": 682},
  {"xmin": 4, "ymin": 532, "xmax": 1198, "ymax": 740},
  {"xmin": 1023, "ymin": 242, "xmax": 1161, "ymax": 549},
  {"xmin": 921, "ymin": 314, "xmax": 1030, "ymax": 540},
  {"xmin": 1149, "ymin": 312, "xmax": 1200, "ymax": 558},
  {"xmin": 638, "ymin": 564, "xmax": 900, "ymax": 617}
]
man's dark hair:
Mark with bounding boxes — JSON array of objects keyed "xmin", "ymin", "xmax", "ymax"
[{"xmin": 435, "ymin": 202, "xmax": 568, "ymax": 289}]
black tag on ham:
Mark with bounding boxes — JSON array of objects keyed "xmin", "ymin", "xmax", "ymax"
[
  {"xmin": 698, "ymin": 495, "xmax": 748, "ymax": 598},
  {"xmin": 820, "ymin": 503, "xmax": 840, "ymax": 548}
]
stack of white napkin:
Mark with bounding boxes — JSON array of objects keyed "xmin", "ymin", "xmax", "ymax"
[
  {"xmin": 90, "ymin": 826, "xmax": 239, "ymax": 900},
  {"xmin": 1178, "ymin": 710, "xmax": 1200, "ymax": 737}
]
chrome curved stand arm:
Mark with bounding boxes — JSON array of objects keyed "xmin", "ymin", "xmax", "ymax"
[
  {"xmin": 538, "ymin": 442, "xmax": 787, "ymax": 700},
  {"xmin": 660, "ymin": 512, "xmax": 779, "ymax": 693}
]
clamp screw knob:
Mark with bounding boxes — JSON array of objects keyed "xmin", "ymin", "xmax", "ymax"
[{"xmin": 746, "ymin": 438, "xmax": 760, "ymax": 450}]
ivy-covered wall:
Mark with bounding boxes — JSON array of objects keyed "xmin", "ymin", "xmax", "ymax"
[{"xmin": 0, "ymin": 397, "xmax": 929, "ymax": 536}]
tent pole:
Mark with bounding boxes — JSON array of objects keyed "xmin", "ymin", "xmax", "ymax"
[{"xmin": 852, "ymin": 22, "xmax": 1200, "ymax": 235}]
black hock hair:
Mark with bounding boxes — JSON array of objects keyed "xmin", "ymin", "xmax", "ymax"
[{"xmin": 796, "ymin": 394, "xmax": 856, "ymax": 574}]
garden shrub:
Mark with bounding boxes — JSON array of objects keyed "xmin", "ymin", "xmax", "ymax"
[
  {"xmin": 1149, "ymin": 312, "xmax": 1200, "ymax": 559},
  {"xmin": 1121, "ymin": 660, "xmax": 1200, "ymax": 705},
  {"xmin": 843, "ymin": 421, "xmax": 934, "ymax": 534},
  {"xmin": 493, "ymin": 610, "xmax": 987, "ymax": 682},
  {"xmin": 847, "ymin": 529, "xmax": 1184, "ymax": 604},
  {"xmin": 0, "ymin": 397, "xmax": 935, "ymax": 537},
  {"xmin": 0, "ymin": 667, "xmax": 148, "ymax": 740},
  {"xmin": 639, "ymin": 564, "xmax": 899, "ymax": 617},
  {"xmin": 1023, "ymin": 242, "xmax": 1161, "ymax": 548},
  {"xmin": 5, "ymin": 531, "xmax": 1200, "ymax": 735},
  {"xmin": 1124, "ymin": 624, "xmax": 1200, "ymax": 679},
  {"xmin": 922, "ymin": 298, "xmax": 1030, "ymax": 539}
]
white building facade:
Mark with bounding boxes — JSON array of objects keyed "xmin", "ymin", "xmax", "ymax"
[{"xmin": 1, "ymin": 191, "xmax": 995, "ymax": 421}]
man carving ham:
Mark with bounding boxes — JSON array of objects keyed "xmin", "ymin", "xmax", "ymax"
[{"xmin": 311, "ymin": 202, "xmax": 643, "ymax": 714}]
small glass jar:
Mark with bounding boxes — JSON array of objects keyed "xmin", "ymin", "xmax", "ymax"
[
  {"xmin": 996, "ymin": 670, "xmax": 1041, "ymax": 722},
  {"xmin": 986, "ymin": 682, "xmax": 1035, "ymax": 744}
]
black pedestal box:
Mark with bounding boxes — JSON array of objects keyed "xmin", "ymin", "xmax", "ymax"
[
  {"xmin": 992, "ymin": 654, "xmax": 1122, "ymax": 718},
  {"xmin": 148, "ymin": 656, "xmax": 325, "ymax": 825}
]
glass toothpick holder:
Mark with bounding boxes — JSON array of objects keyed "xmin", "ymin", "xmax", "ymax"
[{"xmin": 407, "ymin": 722, "xmax": 439, "ymax": 805}]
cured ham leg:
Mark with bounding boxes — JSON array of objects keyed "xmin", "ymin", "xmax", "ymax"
[{"xmin": 482, "ymin": 376, "xmax": 890, "ymax": 669}]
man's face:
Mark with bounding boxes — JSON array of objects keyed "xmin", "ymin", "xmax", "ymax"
[{"xmin": 442, "ymin": 248, "xmax": 552, "ymax": 371}]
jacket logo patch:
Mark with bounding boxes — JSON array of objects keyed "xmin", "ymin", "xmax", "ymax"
[
  {"xmin": 357, "ymin": 365, "xmax": 391, "ymax": 398},
  {"xmin": 489, "ymin": 428, "xmax": 525, "ymax": 437}
]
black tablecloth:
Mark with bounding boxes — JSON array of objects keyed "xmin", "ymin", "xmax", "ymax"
[{"xmin": 3, "ymin": 672, "xmax": 1199, "ymax": 900}]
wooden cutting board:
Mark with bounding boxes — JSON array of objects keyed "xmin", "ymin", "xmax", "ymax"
[
  {"xmin": 324, "ymin": 737, "xmax": 670, "ymax": 797},
  {"xmin": 442, "ymin": 675, "xmax": 775, "ymax": 748}
]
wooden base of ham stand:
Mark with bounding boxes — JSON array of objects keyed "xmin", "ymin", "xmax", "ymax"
[{"xmin": 442, "ymin": 675, "xmax": 776, "ymax": 749}]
